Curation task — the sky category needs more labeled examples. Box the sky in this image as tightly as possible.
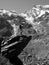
[0,0,49,14]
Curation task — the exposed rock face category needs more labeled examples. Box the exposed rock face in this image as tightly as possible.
[18,5,49,65]
[1,5,49,65]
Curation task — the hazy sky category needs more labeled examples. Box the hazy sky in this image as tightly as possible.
[0,0,49,13]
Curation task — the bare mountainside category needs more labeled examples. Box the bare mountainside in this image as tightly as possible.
[1,5,49,65]
[18,5,49,65]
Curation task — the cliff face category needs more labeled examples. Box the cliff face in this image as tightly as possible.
[1,5,49,65]
[18,5,49,65]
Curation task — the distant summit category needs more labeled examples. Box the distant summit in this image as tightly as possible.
[0,5,49,25]
[20,5,49,23]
